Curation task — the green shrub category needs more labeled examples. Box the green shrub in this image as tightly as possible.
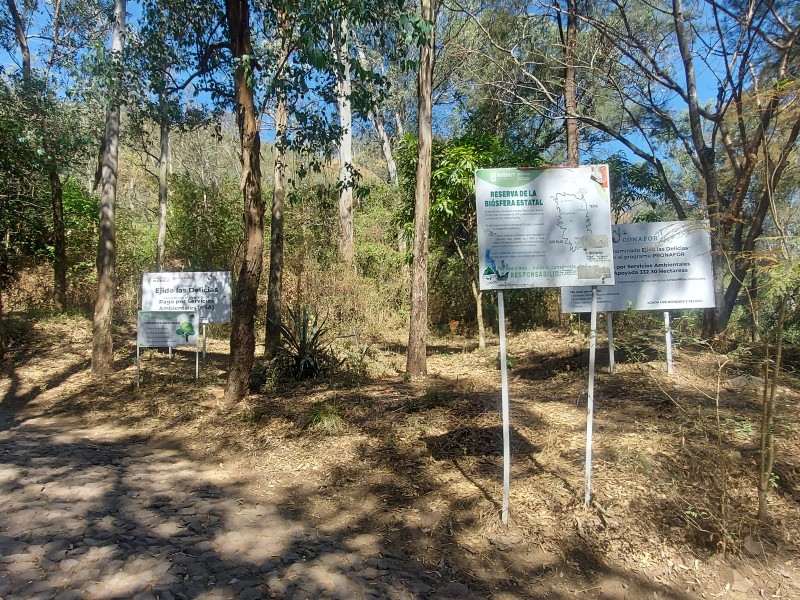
[278,304,339,380]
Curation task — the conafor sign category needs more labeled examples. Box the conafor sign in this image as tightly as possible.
[561,221,714,312]
[141,271,232,323]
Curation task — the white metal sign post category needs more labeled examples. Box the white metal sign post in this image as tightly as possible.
[607,312,616,374]
[137,311,200,386]
[476,165,614,519]
[664,312,674,374]
[498,292,511,523]
[585,287,598,506]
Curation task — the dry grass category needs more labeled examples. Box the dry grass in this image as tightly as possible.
[2,313,800,598]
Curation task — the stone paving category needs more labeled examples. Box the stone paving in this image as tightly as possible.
[0,409,482,600]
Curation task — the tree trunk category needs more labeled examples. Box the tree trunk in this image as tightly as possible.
[91,0,125,377]
[221,0,265,408]
[336,17,355,265]
[265,92,288,359]
[0,288,5,361]
[564,0,579,167]
[375,114,399,185]
[472,281,486,349]
[454,238,485,349]
[354,40,399,186]
[50,166,67,311]
[156,94,169,272]
[758,294,788,521]
[406,0,436,377]
[5,0,30,79]
[394,112,405,138]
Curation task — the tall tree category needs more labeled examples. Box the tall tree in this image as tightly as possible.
[334,17,355,265]
[406,0,436,376]
[2,0,104,310]
[264,8,290,361]
[561,0,579,166]
[133,0,225,271]
[92,0,126,376]
[454,0,800,337]
[221,0,265,407]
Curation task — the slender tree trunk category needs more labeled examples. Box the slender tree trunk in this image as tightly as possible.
[91,0,125,377]
[336,17,355,265]
[354,41,399,185]
[564,0,579,167]
[453,238,485,349]
[221,0,264,408]
[0,288,5,360]
[394,112,405,138]
[472,282,485,349]
[5,0,30,79]
[50,167,67,310]
[156,94,169,272]
[265,92,288,359]
[406,0,436,377]
[375,114,399,185]
[758,294,788,520]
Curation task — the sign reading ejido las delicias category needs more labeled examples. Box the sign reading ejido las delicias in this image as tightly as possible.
[141,271,231,323]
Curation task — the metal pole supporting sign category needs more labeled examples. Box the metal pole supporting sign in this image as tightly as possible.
[498,291,511,524]
[664,311,674,374]
[607,312,615,374]
[585,286,598,507]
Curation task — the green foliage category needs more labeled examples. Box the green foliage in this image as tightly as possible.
[0,72,99,300]
[503,288,558,330]
[63,179,99,305]
[355,182,405,279]
[396,134,544,329]
[305,401,343,432]
[602,153,667,221]
[168,173,242,271]
[278,305,339,381]
[397,133,540,240]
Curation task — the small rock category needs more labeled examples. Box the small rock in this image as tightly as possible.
[743,535,763,557]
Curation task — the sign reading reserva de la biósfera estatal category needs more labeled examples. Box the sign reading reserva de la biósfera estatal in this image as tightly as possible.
[475,166,615,290]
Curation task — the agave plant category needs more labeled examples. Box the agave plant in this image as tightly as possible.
[278,305,336,380]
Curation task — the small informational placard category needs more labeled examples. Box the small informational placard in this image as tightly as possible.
[475,165,615,289]
[137,311,199,348]
[141,272,231,323]
[561,220,714,312]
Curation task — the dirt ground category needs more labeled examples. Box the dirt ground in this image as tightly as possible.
[2,313,800,599]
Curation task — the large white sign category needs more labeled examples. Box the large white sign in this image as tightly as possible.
[475,166,615,289]
[137,311,199,347]
[141,271,231,323]
[561,221,715,312]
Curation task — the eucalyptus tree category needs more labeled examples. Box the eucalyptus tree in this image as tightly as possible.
[455,0,800,338]
[259,0,411,360]
[406,0,437,377]
[1,0,107,310]
[130,0,226,271]
[92,0,126,376]
[215,0,414,403]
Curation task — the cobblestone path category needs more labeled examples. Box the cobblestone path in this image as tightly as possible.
[0,409,480,600]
